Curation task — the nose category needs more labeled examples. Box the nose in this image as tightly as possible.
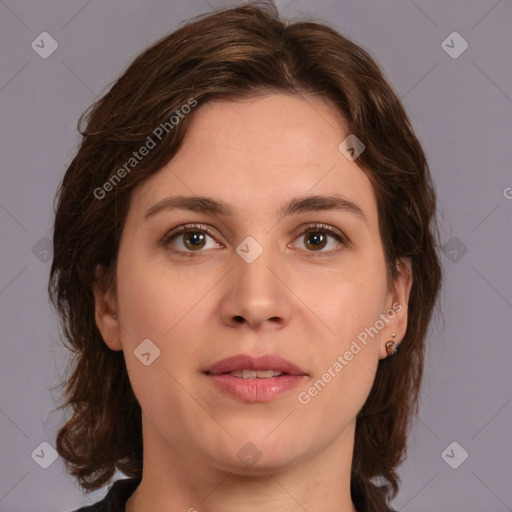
[219,242,293,331]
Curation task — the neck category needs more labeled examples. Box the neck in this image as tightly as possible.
[126,416,358,512]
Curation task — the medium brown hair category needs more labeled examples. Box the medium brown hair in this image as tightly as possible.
[48,3,442,511]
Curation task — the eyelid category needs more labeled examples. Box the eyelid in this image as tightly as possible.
[161,223,221,246]
[161,222,350,255]
[293,222,349,243]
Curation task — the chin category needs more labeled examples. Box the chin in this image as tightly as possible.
[212,429,310,475]
[226,450,304,476]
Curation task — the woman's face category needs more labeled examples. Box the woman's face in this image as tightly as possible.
[95,93,411,474]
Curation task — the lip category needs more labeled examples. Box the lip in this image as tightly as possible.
[204,354,308,403]
[204,354,307,376]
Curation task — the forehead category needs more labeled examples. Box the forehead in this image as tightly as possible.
[183,93,350,162]
[129,93,378,227]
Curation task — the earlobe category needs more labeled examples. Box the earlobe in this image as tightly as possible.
[93,264,122,351]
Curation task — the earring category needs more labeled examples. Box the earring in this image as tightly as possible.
[386,341,397,355]
[386,333,398,356]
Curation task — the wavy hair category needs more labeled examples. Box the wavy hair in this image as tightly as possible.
[48,3,442,511]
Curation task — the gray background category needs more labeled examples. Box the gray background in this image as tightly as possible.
[1,0,511,511]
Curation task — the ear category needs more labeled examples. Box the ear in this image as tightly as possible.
[378,257,413,360]
[93,263,122,351]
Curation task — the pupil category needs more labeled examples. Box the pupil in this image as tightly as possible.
[307,232,326,250]
[185,232,205,249]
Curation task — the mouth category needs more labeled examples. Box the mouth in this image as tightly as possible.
[221,369,285,379]
[203,354,308,402]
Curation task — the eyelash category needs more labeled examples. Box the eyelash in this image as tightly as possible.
[161,223,349,257]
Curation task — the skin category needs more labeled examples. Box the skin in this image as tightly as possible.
[94,93,412,512]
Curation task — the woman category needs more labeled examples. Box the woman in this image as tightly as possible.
[49,3,442,511]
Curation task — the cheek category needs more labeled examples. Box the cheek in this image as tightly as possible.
[299,250,387,408]
[115,248,214,388]
[314,250,389,342]
[115,252,206,422]
[300,349,377,437]
[299,271,388,427]
[116,246,212,340]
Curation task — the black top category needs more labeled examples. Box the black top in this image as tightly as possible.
[72,477,396,512]
[72,478,140,512]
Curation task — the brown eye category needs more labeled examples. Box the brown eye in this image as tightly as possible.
[304,231,328,251]
[292,224,347,254]
[163,224,221,255]
[182,231,207,250]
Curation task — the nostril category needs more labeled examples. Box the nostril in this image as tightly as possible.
[234,316,244,323]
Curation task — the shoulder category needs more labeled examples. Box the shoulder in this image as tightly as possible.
[70,478,141,512]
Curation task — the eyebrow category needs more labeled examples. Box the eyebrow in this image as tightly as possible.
[144,194,367,224]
